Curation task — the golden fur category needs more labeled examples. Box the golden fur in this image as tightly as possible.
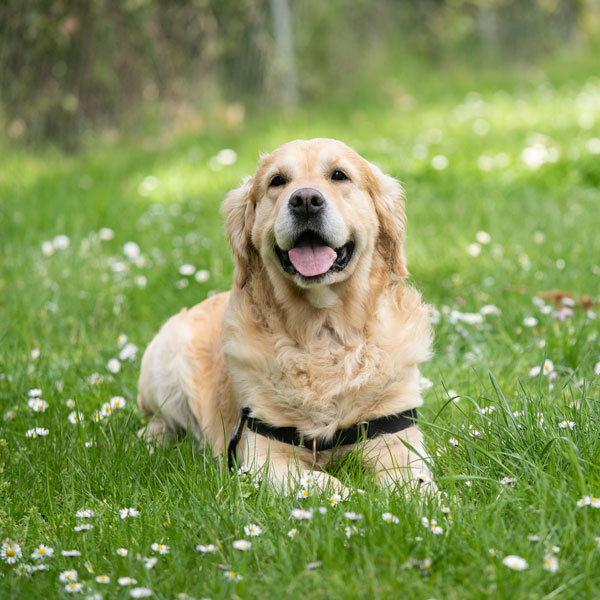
[138,138,433,494]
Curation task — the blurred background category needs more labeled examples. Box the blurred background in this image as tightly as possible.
[1,0,599,150]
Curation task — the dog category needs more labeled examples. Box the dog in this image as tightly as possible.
[138,138,434,495]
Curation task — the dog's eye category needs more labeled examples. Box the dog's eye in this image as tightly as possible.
[269,175,287,187]
[331,170,349,181]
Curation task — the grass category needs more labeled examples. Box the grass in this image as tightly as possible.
[1,60,600,599]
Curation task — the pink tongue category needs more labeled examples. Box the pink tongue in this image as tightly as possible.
[288,239,337,277]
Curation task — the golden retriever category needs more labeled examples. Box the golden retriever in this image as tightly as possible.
[138,138,433,494]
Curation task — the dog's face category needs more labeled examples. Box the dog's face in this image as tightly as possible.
[223,138,408,295]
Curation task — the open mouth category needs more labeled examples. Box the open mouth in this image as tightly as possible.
[275,231,355,278]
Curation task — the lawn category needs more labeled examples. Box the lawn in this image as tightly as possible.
[1,61,600,599]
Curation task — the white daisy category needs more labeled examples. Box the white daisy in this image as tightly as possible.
[543,554,558,573]
[244,524,262,537]
[28,398,48,412]
[382,512,399,524]
[99,227,115,241]
[123,241,141,260]
[297,488,311,499]
[31,544,54,560]
[290,509,313,520]
[110,396,127,409]
[232,540,251,551]
[558,420,575,430]
[144,557,158,569]
[120,507,140,519]
[117,334,128,347]
[68,411,84,425]
[107,358,121,374]
[150,543,169,554]
[195,269,210,283]
[287,529,298,538]
[28,388,42,398]
[119,344,138,361]
[590,497,600,508]
[523,317,538,327]
[118,577,138,586]
[500,477,517,486]
[75,509,95,518]
[74,524,93,532]
[130,588,153,598]
[223,571,242,581]
[329,494,342,506]
[25,428,49,438]
[1,539,22,564]
[116,548,129,556]
[64,582,83,593]
[344,512,363,521]
[502,555,528,570]
[195,544,217,553]
[576,496,591,507]
[61,550,82,557]
[15,563,32,576]
[179,264,196,276]
[59,569,78,582]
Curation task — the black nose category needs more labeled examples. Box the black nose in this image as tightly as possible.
[288,188,325,217]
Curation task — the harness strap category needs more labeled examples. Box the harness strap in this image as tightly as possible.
[227,407,418,471]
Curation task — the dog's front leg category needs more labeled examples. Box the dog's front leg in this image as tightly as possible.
[365,427,437,495]
[240,432,352,497]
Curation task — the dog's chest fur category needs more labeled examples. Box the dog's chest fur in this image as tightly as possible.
[222,287,429,440]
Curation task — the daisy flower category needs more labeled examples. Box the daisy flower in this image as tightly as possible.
[119,344,138,361]
[64,582,83,593]
[144,557,158,569]
[591,497,600,508]
[297,488,311,499]
[28,388,43,397]
[244,524,262,537]
[107,358,121,374]
[318,507,328,514]
[110,396,126,409]
[500,477,517,486]
[287,529,298,538]
[1,539,22,564]
[179,264,195,276]
[31,544,54,560]
[430,524,444,535]
[502,555,528,570]
[558,420,575,430]
[290,509,313,520]
[223,571,242,581]
[68,411,84,425]
[576,496,591,507]
[382,512,399,524]
[84,561,94,573]
[195,269,210,283]
[150,543,169,554]
[130,588,153,598]
[329,494,342,506]
[550,546,560,554]
[345,526,360,538]
[523,317,538,327]
[59,570,78,582]
[28,398,48,412]
[421,517,430,528]
[26,428,49,438]
[232,540,251,551]
[95,574,110,583]
[75,509,95,518]
[543,554,559,573]
[118,577,138,586]
[116,548,129,556]
[195,544,217,553]
[74,524,93,532]
[299,474,315,488]
[16,563,32,576]
[120,507,140,519]
[61,550,82,557]
[117,334,128,346]
[344,512,363,521]
[488,548,497,557]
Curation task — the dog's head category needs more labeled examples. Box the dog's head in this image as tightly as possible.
[222,138,408,298]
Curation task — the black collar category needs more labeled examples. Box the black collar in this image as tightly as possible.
[227,407,418,471]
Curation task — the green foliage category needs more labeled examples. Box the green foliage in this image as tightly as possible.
[0,60,600,597]
[1,0,600,147]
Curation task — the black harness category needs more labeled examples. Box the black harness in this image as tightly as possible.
[227,407,418,471]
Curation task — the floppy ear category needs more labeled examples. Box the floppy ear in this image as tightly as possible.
[221,177,256,288]
[370,166,409,278]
